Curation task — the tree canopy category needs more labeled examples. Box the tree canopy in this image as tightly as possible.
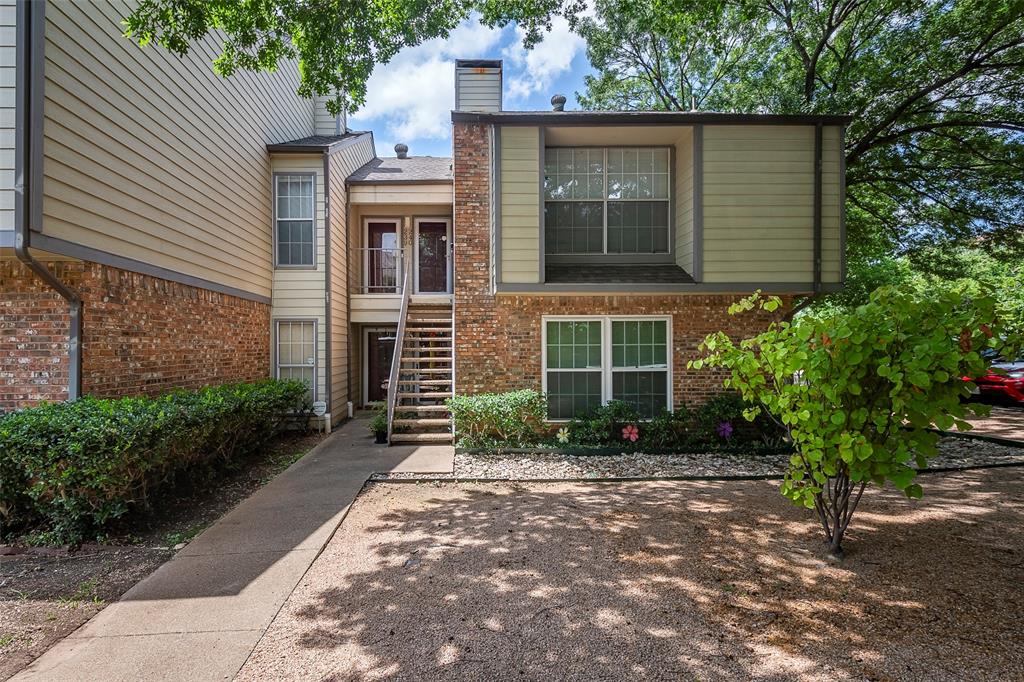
[123,0,584,114]
[576,0,1024,265]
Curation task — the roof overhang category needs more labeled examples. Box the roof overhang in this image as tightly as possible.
[266,131,372,155]
[451,111,853,126]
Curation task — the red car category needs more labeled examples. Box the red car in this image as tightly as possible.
[966,356,1024,404]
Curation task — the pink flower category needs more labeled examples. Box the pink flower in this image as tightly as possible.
[622,424,639,442]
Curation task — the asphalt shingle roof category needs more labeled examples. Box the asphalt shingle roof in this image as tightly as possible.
[266,132,370,153]
[347,156,454,184]
[545,263,695,284]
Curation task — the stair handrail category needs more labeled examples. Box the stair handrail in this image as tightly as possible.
[386,250,412,444]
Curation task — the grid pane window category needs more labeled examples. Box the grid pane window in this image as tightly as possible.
[275,175,315,266]
[611,319,669,418]
[544,318,670,419]
[276,320,315,402]
[543,147,670,255]
[545,321,602,419]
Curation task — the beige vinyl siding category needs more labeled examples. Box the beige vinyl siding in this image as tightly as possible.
[0,0,14,233]
[314,95,341,136]
[702,125,815,282]
[822,125,843,282]
[271,156,326,403]
[500,126,540,283]
[674,128,694,274]
[348,184,452,205]
[455,66,501,112]
[40,0,314,298]
[327,135,376,419]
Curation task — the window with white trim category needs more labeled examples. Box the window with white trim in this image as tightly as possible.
[544,317,671,419]
[275,174,315,267]
[544,147,671,255]
[276,320,316,401]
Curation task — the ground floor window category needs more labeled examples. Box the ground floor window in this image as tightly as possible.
[275,320,316,401]
[543,316,671,419]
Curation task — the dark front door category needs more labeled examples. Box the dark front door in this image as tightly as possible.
[366,329,396,403]
[417,221,449,293]
[367,221,399,292]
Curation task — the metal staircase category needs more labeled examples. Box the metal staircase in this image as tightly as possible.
[388,304,454,444]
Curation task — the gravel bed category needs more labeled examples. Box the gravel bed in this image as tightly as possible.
[370,435,1024,481]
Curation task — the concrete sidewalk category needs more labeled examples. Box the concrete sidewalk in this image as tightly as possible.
[13,418,453,682]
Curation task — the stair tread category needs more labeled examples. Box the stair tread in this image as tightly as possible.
[396,404,450,412]
[406,327,451,332]
[400,368,451,374]
[393,418,451,426]
[400,357,452,363]
[398,391,451,398]
[407,318,451,323]
[390,433,453,444]
[398,379,452,384]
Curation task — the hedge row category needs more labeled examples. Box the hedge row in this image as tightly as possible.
[0,379,308,543]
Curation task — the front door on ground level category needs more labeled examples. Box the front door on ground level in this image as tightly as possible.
[415,219,451,294]
[365,328,396,404]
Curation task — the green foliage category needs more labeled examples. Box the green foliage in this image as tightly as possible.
[368,403,388,434]
[122,0,585,114]
[447,390,548,448]
[577,0,1024,264]
[693,286,1014,553]
[565,400,643,446]
[694,393,747,439]
[0,380,308,544]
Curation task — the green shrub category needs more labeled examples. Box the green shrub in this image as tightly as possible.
[565,400,641,446]
[447,390,547,448]
[0,379,307,543]
[367,402,387,434]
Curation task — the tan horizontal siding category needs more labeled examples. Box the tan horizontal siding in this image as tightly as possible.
[41,0,315,298]
[348,184,452,205]
[821,125,843,281]
[702,125,815,283]
[271,156,327,402]
[456,68,501,112]
[674,128,694,274]
[0,0,14,232]
[327,135,376,418]
[499,126,539,283]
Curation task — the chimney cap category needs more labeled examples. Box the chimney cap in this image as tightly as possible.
[551,94,567,111]
[394,143,408,159]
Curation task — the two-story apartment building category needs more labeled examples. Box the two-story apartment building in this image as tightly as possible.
[1,2,846,445]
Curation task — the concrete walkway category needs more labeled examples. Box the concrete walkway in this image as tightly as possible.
[13,418,454,682]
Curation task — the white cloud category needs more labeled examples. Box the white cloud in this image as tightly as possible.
[349,18,506,152]
[503,16,588,104]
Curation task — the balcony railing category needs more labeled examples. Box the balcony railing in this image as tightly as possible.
[357,247,404,294]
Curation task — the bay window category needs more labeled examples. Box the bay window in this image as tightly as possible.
[544,147,671,255]
[543,316,671,420]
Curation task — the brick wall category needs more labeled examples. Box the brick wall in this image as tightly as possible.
[1,260,270,411]
[452,122,791,408]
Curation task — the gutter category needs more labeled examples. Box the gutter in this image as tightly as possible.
[14,0,82,401]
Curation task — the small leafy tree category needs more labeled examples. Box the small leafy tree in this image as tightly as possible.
[691,286,1013,556]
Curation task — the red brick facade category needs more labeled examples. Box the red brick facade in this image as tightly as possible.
[452,122,790,408]
[1,260,270,412]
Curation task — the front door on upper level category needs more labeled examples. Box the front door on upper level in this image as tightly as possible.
[414,218,451,294]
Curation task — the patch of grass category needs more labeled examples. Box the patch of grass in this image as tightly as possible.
[163,523,209,548]
[57,578,102,607]
[0,634,14,648]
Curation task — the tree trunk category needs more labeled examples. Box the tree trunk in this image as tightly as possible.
[813,470,867,558]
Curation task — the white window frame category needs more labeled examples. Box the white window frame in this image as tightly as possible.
[543,146,673,256]
[274,318,318,401]
[541,315,673,421]
[273,172,317,269]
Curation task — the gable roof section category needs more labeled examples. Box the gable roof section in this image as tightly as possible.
[347,156,454,185]
[451,111,852,126]
[266,131,372,154]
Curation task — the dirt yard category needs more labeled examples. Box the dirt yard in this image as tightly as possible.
[238,469,1024,682]
[0,431,325,681]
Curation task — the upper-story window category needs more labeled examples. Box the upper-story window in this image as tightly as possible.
[275,174,315,267]
[544,147,670,255]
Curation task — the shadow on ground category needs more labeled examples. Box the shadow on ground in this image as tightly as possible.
[237,469,1024,681]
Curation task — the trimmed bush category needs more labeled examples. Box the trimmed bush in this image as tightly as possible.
[0,379,308,543]
[447,390,547,448]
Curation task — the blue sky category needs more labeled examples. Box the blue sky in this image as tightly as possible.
[347,15,593,158]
